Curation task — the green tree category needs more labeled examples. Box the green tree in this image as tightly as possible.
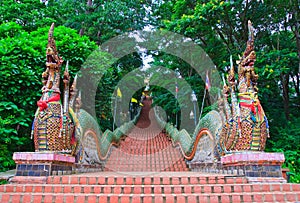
[0,0,67,32]
[0,22,97,171]
[60,0,151,44]
[154,0,300,182]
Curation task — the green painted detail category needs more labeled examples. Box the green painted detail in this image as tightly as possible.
[77,108,141,160]
[154,107,222,157]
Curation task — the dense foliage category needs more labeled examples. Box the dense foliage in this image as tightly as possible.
[0,22,97,171]
[153,0,300,182]
[0,0,299,182]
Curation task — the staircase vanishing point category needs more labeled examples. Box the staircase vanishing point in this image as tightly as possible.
[104,99,189,172]
[0,99,299,203]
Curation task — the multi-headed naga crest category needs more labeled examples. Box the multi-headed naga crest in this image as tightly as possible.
[32,23,77,152]
[31,24,111,165]
[218,21,270,154]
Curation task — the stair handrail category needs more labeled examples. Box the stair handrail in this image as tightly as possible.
[153,107,221,161]
[78,103,142,162]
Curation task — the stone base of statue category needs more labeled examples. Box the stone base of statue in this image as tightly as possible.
[221,151,286,182]
[12,152,75,176]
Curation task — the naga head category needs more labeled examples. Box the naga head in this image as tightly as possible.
[227,55,236,88]
[46,23,63,67]
[241,20,255,66]
[237,20,258,93]
[42,23,63,92]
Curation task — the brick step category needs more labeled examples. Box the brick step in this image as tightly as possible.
[105,157,183,160]
[102,168,191,172]
[119,145,171,148]
[105,157,184,160]
[1,192,299,203]
[102,167,189,171]
[119,143,171,146]
[104,161,186,164]
[108,151,180,155]
[106,160,185,168]
[1,183,299,194]
[43,175,248,185]
[102,169,191,172]
[104,161,185,164]
[102,100,189,172]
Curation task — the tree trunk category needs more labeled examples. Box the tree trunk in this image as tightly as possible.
[87,0,92,7]
[79,0,93,37]
[79,28,84,37]
[281,73,290,120]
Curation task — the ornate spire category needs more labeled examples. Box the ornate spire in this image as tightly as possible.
[47,23,59,63]
[69,74,78,108]
[75,91,82,115]
[237,20,258,93]
[42,23,63,93]
[228,55,236,88]
[63,61,70,115]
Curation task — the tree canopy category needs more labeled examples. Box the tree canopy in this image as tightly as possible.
[0,0,299,182]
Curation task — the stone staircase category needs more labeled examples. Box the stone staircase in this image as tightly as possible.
[1,98,300,202]
[1,172,299,202]
[104,98,189,172]
[104,132,189,172]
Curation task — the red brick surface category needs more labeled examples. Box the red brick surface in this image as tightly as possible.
[22,194,32,203]
[293,184,300,191]
[83,186,91,193]
[70,176,78,184]
[11,194,20,203]
[253,193,263,202]
[98,196,108,202]
[264,193,274,202]
[203,185,211,193]
[120,196,130,203]
[98,176,106,185]
[221,195,230,203]
[54,195,64,203]
[223,185,232,193]
[209,195,219,203]
[75,195,86,203]
[61,176,69,184]
[214,186,222,193]
[65,195,75,202]
[33,194,42,203]
[274,193,285,202]
[43,195,53,203]
[231,194,241,203]
[1,100,300,203]
[242,194,252,202]
[234,185,242,193]
[286,192,297,201]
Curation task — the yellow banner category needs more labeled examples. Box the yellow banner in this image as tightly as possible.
[117,88,122,98]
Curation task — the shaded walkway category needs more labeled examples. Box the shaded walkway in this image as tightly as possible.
[104,98,189,172]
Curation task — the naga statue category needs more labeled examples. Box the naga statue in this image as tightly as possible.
[32,23,75,152]
[161,21,270,164]
[31,23,138,164]
[217,20,270,154]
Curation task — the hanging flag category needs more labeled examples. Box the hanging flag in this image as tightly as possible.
[205,70,211,91]
[131,98,138,103]
[117,87,122,98]
[175,83,179,93]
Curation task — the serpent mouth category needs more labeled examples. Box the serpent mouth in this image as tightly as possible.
[48,81,53,89]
